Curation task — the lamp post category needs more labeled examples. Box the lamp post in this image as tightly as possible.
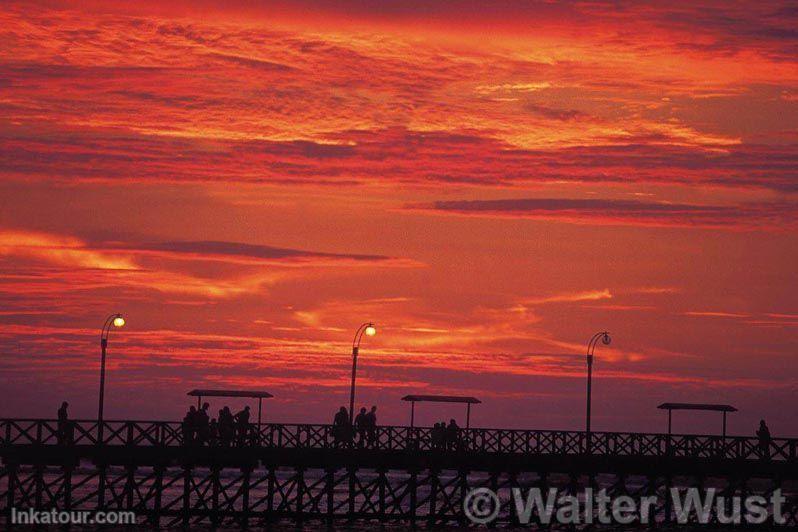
[98,313,125,443]
[585,331,611,452]
[349,322,376,425]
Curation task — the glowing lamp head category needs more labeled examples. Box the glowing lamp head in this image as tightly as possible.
[365,324,377,337]
[113,316,125,328]
[601,332,611,345]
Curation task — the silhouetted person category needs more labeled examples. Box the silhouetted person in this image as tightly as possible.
[366,405,378,447]
[432,422,445,450]
[219,407,234,447]
[209,418,218,446]
[757,420,772,459]
[446,419,460,451]
[57,401,72,445]
[217,408,224,444]
[196,402,210,445]
[182,406,197,446]
[354,407,368,447]
[333,406,350,446]
[235,406,251,446]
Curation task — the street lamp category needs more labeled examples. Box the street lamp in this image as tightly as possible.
[585,331,611,452]
[349,322,376,425]
[98,313,125,443]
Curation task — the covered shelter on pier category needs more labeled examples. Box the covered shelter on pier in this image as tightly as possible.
[401,395,481,429]
[187,389,274,426]
[657,402,737,438]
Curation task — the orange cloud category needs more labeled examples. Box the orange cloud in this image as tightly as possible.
[0,230,136,270]
[683,311,750,318]
[0,229,413,297]
[522,289,613,305]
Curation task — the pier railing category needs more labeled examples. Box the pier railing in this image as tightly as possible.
[1,419,795,461]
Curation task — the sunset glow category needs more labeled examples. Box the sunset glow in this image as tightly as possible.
[0,0,796,435]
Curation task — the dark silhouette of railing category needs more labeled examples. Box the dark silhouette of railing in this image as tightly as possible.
[2,419,795,461]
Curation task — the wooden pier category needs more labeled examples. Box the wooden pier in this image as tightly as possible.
[2,419,797,527]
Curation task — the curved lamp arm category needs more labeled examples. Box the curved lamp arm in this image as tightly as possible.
[98,313,124,444]
[101,313,124,344]
[585,330,611,450]
[352,322,376,351]
[349,322,376,426]
[587,331,611,359]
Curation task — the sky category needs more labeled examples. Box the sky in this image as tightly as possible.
[0,0,796,436]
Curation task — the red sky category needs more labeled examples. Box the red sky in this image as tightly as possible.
[1,1,796,435]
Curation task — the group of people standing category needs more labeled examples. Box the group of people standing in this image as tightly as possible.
[182,403,252,447]
[431,419,461,450]
[332,406,378,447]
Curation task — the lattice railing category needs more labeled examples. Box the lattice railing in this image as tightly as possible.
[1,419,795,461]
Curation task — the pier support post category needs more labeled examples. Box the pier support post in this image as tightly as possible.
[664,474,672,524]
[152,466,163,528]
[125,465,135,510]
[182,466,191,528]
[325,468,335,527]
[241,466,251,529]
[457,469,469,527]
[507,471,519,526]
[34,464,43,509]
[63,465,73,513]
[488,471,499,529]
[409,469,418,527]
[378,468,387,523]
[347,466,356,520]
[296,468,305,525]
[427,469,439,527]
[97,464,106,510]
[6,464,17,513]
[211,466,220,528]
[266,465,276,523]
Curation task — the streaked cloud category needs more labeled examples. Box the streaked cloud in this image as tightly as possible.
[683,311,751,318]
[523,289,613,305]
[1,4,796,192]
[0,229,413,297]
[109,240,405,266]
[409,198,798,230]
